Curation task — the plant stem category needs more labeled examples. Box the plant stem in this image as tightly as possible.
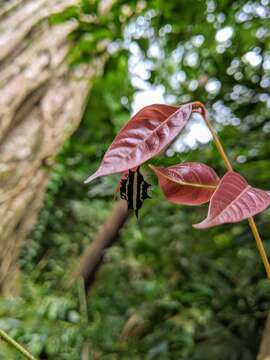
[248,217,270,280]
[202,115,233,172]
[0,328,37,360]
[199,106,270,281]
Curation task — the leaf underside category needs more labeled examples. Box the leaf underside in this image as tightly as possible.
[150,163,220,206]
[85,103,192,183]
[194,171,270,228]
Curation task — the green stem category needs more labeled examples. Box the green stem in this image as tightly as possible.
[0,328,37,360]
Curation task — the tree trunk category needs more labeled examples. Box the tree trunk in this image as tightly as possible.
[0,0,103,294]
[257,314,270,360]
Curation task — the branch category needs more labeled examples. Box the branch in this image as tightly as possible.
[73,200,129,290]
[0,328,37,360]
[257,314,270,360]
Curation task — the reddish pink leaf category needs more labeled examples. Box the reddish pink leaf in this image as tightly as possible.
[85,103,192,183]
[150,163,219,205]
[194,171,270,229]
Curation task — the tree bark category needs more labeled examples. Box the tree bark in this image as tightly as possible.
[0,0,103,294]
[257,314,270,360]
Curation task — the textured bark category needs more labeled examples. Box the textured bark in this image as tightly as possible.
[258,314,270,360]
[0,0,103,294]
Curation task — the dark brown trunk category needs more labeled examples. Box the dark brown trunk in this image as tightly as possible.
[73,200,129,291]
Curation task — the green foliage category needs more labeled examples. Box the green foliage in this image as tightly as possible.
[2,0,270,358]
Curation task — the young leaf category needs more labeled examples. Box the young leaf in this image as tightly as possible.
[194,171,270,229]
[150,163,219,205]
[85,103,192,183]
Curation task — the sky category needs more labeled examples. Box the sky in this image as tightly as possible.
[121,4,270,155]
[126,19,239,153]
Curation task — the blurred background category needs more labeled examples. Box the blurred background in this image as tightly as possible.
[0,0,270,359]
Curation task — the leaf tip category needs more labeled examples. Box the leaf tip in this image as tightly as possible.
[192,221,208,229]
[84,173,97,184]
